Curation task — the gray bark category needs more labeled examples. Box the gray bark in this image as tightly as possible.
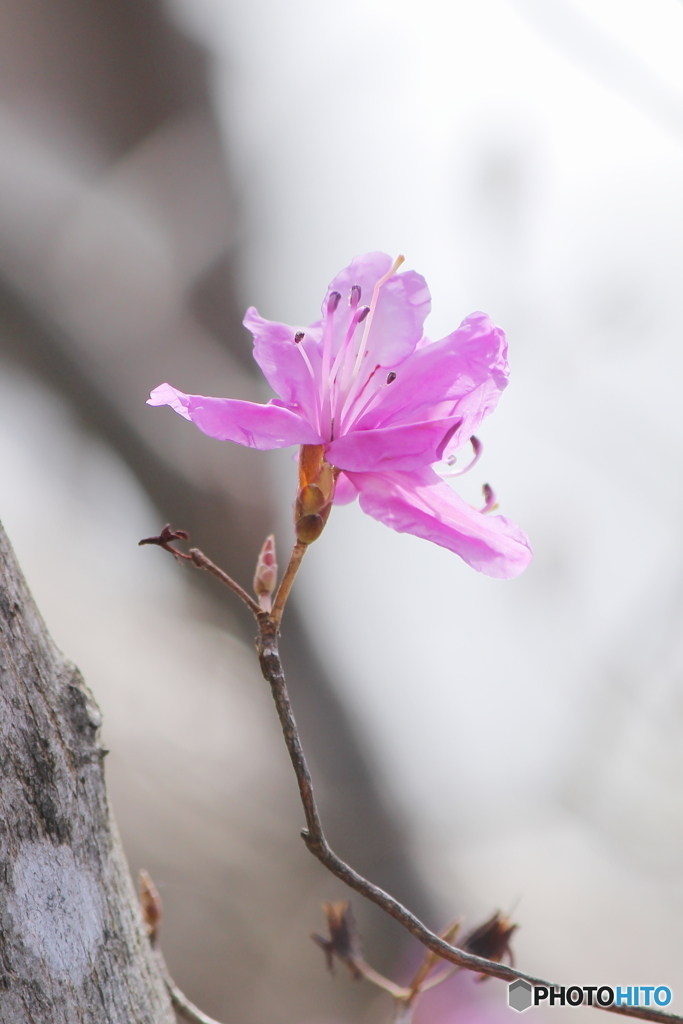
[0,520,174,1024]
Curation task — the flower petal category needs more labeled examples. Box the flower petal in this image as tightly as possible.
[348,466,532,579]
[355,313,508,454]
[243,307,322,421]
[323,252,432,367]
[332,471,359,505]
[148,384,322,448]
[326,416,463,472]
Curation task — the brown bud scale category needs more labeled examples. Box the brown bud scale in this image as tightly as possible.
[296,513,325,544]
[298,484,326,516]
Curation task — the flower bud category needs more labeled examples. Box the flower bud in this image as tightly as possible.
[254,534,278,610]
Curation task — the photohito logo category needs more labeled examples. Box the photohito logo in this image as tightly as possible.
[508,982,672,1012]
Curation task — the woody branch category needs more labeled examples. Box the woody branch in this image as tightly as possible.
[140,523,683,1024]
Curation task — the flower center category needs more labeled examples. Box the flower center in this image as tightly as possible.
[323,255,404,440]
[292,255,405,442]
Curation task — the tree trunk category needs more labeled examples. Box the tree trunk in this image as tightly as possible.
[0,521,174,1024]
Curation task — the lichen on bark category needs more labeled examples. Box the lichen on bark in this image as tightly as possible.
[0,520,174,1024]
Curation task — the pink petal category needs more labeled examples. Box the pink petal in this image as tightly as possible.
[323,252,432,367]
[326,416,462,472]
[148,384,322,448]
[355,313,508,454]
[244,307,321,422]
[348,466,532,579]
[332,472,359,505]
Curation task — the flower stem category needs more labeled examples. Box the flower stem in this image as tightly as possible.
[270,540,307,626]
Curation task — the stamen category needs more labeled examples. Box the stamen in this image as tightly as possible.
[294,333,316,380]
[350,284,361,308]
[438,436,483,477]
[339,254,405,429]
[341,365,388,431]
[479,483,499,514]
[321,292,342,436]
[293,331,321,433]
[329,307,370,388]
[341,368,397,430]
[328,305,371,432]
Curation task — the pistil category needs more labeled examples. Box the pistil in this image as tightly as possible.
[339,255,405,430]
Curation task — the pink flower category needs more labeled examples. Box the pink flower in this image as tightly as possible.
[149,252,531,579]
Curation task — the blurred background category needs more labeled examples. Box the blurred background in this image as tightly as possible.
[1,0,683,1021]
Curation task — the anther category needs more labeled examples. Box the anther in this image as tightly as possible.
[293,333,320,429]
[357,306,370,323]
[438,436,483,478]
[350,284,361,306]
[386,371,396,384]
[480,483,499,515]
[341,254,406,424]
[327,291,341,313]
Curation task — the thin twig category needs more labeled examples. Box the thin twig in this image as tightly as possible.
[406,920,461,999]
[189,548,262,616]
[354,960,410,1000]
[418,964,460,993]
[145,532,683,1023]
[155,950,226,1024]
[393,1001,415,1024]
[255,627,683,1024]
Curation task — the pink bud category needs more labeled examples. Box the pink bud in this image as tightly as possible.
[254,534,278,611]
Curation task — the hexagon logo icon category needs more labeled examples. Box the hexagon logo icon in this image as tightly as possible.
[508,980,533,1011]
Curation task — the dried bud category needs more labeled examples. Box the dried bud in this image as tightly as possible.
[139,869,163,944]
[138,524,191,563]
[311,900,362,978]
[253,534,278,611]
[461,911,517,974]
[295,445,337,544]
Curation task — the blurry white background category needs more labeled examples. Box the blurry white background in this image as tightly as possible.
[2,0,683,1021]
